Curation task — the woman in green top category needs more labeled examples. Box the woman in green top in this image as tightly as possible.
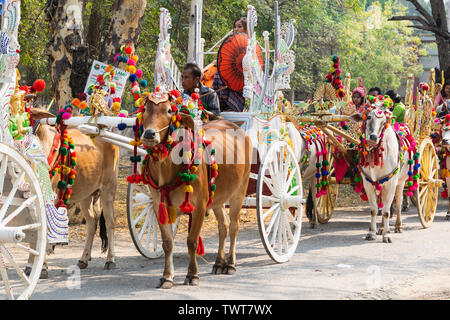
[386,89,405,124]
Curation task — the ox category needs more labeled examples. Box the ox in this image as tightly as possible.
[140,93,251,289]
[31,108,119,274]
[349,106,415,243]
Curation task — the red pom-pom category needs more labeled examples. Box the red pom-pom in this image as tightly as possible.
[126,175,136,183]
[125,46,133,55]
[360,193,368,201]
[180,201,195,214]
[33,79,46,92]
[170,89,181,98]
[19,85,30,93]
[191,93,200,101]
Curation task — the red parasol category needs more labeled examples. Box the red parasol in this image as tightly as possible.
[217,32,264,92]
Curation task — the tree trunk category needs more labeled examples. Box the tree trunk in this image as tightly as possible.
[45,0,88,107]
[86,0,105,59]
[99,0,147,65]
[430,0,450,77]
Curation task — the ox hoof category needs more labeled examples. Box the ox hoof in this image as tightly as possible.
[104,261,116,270]
[365,233,376,241]
[383,236,392,243]
[24,266,31,276]
[222,265,236,275]
[310,223,316,229]
[77,260,88,269]
[395,227,403,233]
[446,214,450,221]
[40,268,49,279]
[376,228,384,236]
[212,264,224,274]
[184,275,200,286]
[24,266,48,279]
[157,278,174,289]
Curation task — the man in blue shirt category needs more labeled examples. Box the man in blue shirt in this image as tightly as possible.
[181,63,221,116]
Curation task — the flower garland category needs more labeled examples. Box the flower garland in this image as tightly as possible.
[298,124,329,197]
[49,104,77,208]
[324,55,345,99]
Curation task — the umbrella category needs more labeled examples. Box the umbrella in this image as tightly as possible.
[217,32,264,92]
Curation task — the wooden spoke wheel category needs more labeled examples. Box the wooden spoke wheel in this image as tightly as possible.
[416,138,440,228]
[0,144,47,300]
[256,141,304,263]
[127,167,179,259]
[315,142,338,224]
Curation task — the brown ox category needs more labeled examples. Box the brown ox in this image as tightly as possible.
[31,108,119,272]
[141,97,251,289]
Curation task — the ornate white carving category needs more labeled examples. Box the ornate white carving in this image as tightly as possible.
[0,0,20,144]
[242,3,296,117]
[154,8,181,92]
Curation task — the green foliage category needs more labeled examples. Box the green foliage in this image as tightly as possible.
[17,0,51,98]
[335,1,424,92]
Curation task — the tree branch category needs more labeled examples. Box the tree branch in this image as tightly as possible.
[407,0,435,26]
[389,15,430,28]
[406,24,450,39]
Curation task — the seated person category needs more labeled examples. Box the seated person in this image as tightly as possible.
[385,89,405,124]
[435,81,450,116]
[212,17,248,112]
[181,62,221,116]
[368,86,382,97]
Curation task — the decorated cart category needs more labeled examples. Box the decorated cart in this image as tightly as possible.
[293,64,442,229]
[0,1,54,300]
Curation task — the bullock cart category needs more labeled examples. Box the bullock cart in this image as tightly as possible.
[293,70,442,229]
[127,3,305,263]
[0,1,48,300]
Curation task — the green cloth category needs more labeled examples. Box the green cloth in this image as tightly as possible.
[392,102,405,124]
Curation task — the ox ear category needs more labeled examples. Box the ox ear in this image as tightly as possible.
[30,107,55,120]
[178,111,195,132]
[349,112,363,123]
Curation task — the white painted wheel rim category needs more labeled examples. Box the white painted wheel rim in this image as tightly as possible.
[0,144,46,300]
[257,140,303,263]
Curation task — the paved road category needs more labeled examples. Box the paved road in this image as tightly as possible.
[31,202,450,300]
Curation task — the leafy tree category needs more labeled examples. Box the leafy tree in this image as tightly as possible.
[389,0,450,77]
[335,1,425,92]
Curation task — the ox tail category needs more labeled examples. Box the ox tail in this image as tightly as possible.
[306,189,313,221]
[99,211,108,253]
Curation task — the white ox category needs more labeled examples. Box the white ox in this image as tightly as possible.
[350,108,413,243]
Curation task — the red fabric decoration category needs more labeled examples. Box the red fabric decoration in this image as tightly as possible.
[158,202,168,224]
[196,236,205,256]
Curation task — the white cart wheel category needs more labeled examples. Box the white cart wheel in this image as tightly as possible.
[256,140,304,263]
[127,175,179,259]
[0,144,47,300]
